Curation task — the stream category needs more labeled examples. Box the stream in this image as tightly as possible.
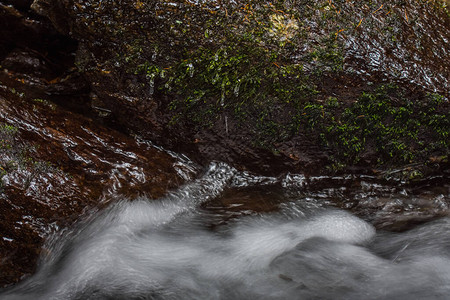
[1,1,449,297]
[1,161,449,299]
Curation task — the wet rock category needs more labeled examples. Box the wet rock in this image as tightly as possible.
[2,49,52,77]
[2,0,450,176]
[0,2,74,62]
[329,1,449,98]
[20,0,448,176]
[0,87,192,287]
[1,0,33,12]
[30,0,71,34]
[0,0,91,115]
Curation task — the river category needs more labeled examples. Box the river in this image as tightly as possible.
[1,161,449,299]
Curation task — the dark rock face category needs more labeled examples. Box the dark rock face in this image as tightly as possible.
[0,1,86,103]
[1,1,448,174]
[339,1,450,97]
[18,0,448,175]
[1,0,32,12]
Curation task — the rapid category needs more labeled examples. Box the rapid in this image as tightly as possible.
[1,162,449,299]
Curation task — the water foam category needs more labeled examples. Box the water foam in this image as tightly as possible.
[2,163,450,299]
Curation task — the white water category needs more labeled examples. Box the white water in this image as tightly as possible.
[2,162,450,299]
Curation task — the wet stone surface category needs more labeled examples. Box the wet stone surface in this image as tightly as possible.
[21,0,448,175]
[0,88,193,287]
[201,174,450,233]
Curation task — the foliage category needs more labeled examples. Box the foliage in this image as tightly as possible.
[0,123,19,192]
[322,86,449,166]
[0,123,62,192]
[130,1,345,140]
[164,45,310,129]
[68,0,449,171]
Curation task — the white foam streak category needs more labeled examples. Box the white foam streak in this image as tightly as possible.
[2,163,450,300]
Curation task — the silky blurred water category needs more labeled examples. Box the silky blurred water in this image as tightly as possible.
[1,162,449,299]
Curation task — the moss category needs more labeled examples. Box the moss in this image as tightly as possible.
[32,98,57,110]
[123,2,350,151]
[65,0,448,172]
[0,123,19,193]
[0,122,65,192]
[163,45,307,126]
[123,2,347,119]
[0,123,18,149]
[321,86,449,167]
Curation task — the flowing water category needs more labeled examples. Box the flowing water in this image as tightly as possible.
[1,162,449,299]
[1,1,449,296]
